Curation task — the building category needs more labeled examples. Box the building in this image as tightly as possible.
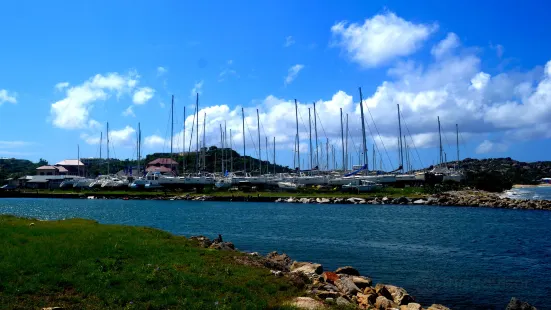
[55,159,85,175]
[36,165,68,176]
[146,158,178,173]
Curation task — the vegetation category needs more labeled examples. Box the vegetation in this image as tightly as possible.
[0,215,301,309]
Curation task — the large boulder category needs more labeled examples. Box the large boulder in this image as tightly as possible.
[189,235,212,248]
[316,290,340,299]
[336,296,351,306]
[322,272,339,284]
[335,277,361,296]
[506,297,537,310]
[208,242,235,251]
[374,283,393,301]
[375,296,397,310]
[427,304,451,310]
[289,297,326,309]
[291,261,323,275]
[265,251,292,271]
[335,266,360,276]
[385,284,415,305]
[351,276,373,289]
[357,293,377,308]
[402,303,422,310]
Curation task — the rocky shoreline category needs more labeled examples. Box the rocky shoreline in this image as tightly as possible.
[189,235,537,310]
[3,189,551,211]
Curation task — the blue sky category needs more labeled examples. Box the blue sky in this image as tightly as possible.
[0,0,550,170]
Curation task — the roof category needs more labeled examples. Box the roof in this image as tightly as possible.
[147,158,178,166]
[146,166,173,173]
[55,159,85,166]
[27,179,50,183]
[36,165,69,172]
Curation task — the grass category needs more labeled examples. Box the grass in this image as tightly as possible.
[18,186,428,200]
[0,215,301,309]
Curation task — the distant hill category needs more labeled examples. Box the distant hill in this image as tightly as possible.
[458,157,551,185]
[0,158,47,180]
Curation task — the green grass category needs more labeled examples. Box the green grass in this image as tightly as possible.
[0,215,301,309]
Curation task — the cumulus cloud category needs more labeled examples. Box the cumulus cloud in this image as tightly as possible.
[431,32,460,58]
[190,81,203,98]
[55,82,70,91]
[122,105,135,117]
[157,66,167,76]
[284,64,304,85]
[331,12,436,68]
[476,140,508,154]
[144,134,165,149]
[132,87,155,105]
[284,36,295,47]
[81,126,136,147]
[50,72,140,129]
[0,89,17,104]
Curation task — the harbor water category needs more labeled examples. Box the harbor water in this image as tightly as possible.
[0,198,550,309]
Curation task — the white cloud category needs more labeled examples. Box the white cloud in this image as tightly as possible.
[132,87,155,105]
[157,66,167,76]
[431,32,460,58]
[284,36,295,47]
[82,126,136,147]
[470,72,491,91]
[0,140,32,148]
[331,12,436,68]
[284,64,304,85]
[144,134,166,149]
[55,82,70,91]
[190,81,203,98]
[50,72,140,129]
[0,89,17,104]
[122,105,135,117]
[476,140,508,154]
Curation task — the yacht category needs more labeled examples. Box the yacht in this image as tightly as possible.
[342,180,382,192]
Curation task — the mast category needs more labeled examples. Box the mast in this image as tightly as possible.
[273,137,276,174]
[224,121,227,174]
[404,136,408,172]
[294,99,300,170]
[195,93,199,173]
[340,108,345,171]
[257,109,261,174]
[220,124,224,174]
[170,94,174,172]
[106,122,110,175]
[358,87,368,172]
[345,114,349,171]
[242,107,246,172]
[332,145,335,170]
[326,138,329,170]
[372,144,375,172]
[313,102,319,168]
[265,136,268,174]
[230,129,233,172]
[456,123,460,168]
[202,113,206,170]
[183,107,186,173]
[137,122,141,177]
[397,104,404,172]
[438,116,443,166]
[308,108,313,169]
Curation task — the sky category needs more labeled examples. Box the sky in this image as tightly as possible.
[0,0,550,170]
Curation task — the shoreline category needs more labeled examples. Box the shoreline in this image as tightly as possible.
[1,189,551,211]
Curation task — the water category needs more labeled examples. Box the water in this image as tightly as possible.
[504,186,551,200]
[1,198,550,309]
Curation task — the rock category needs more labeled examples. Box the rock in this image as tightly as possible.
[322,272,339,284]
[335,277,361,295]
[287,272,309,289]
[291,262,323,275]
[374,283,393,301]
[505,297,537,310]
[248,252,260,256]
[286,197,295,203]
[335,266,360,276]
[320,198,331,203]
[322,283,339,292]
[375,296,397,310]
[271,270,283,277]
[351,276,372,289]
[427,304,451,310]
[413,199,426,204]
[325,297,335,304]
[363,286,376,295]
[385,284,415,305]
[189,235,212,248]
[405,303,422,310]
[336,296,351,306]
[42,308,64,310]
[357,293,377,308]
[289,297,325,309]
[265,251,292,271]
[208,241,235,251]
[316,290,340,299]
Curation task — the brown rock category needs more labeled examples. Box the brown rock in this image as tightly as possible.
[322,271,339,284]
[335,265,361,276]
[427,304,451,310]
[352,276,373,289]
[375,296,397,310]
[208,241,235,251]
[335,277,361,295]
[374,283,393,301]
[265,251,292,271]
[505,297,537,310]
[363,286,376,295]
[357,292,377,308]
[289,297,326,309]
[291,262,323,275]
[316,290,340,299]
[406,303,422,310]
[385,284,415,305]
